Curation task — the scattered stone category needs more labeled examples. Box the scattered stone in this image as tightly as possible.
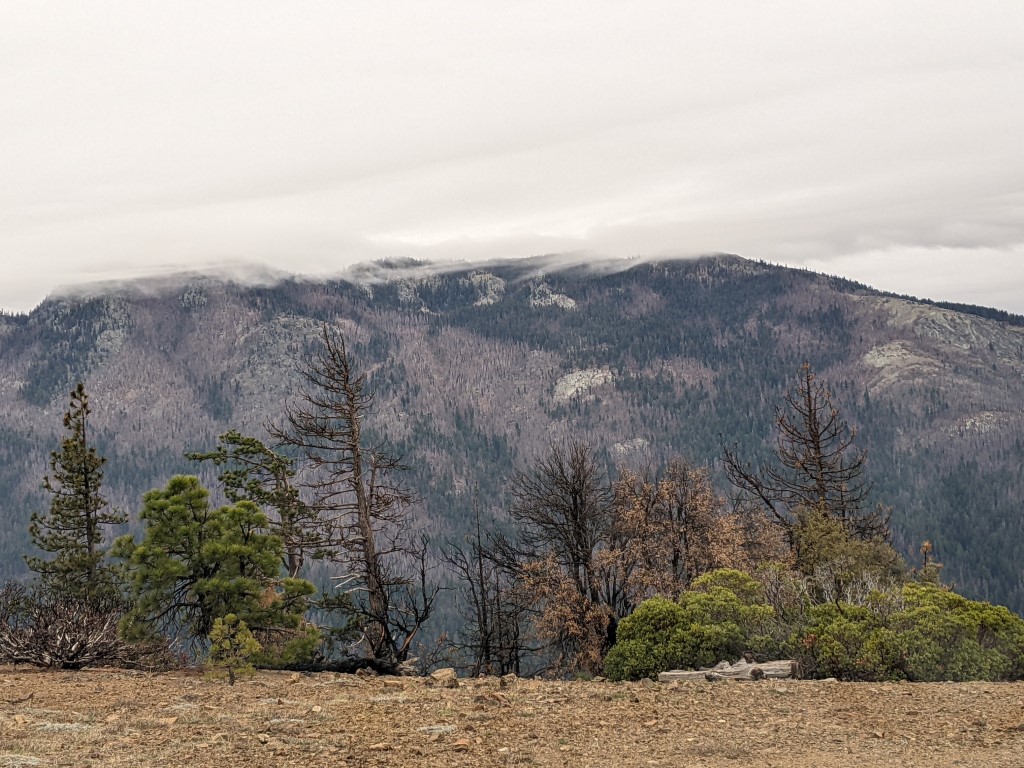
[36,722,94,733]
[500,673,517,688]
[428,668,459,688]
[367,742,391,751]
[473,692,511,706]
[640,678,656,688]
[288,672,301,684]
[418,725,457,735]
[396,660,419,676]
[0,756,42,767]
[592,676,607,683]
[452,738,472,752]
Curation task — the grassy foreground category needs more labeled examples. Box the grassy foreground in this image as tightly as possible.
[1,667,1023,767]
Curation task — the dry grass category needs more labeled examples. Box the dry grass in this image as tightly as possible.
[2,667,1023,767]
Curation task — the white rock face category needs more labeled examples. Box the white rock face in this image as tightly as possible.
[462,272,506,306]
[862,341,941,388]
[554,368,612,402]
[612,437,651,458]
[530,282,576,310]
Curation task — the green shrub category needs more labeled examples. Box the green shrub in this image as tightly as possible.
[897,583,1024,681]
[604,570,776,681]
[798,583,1024,681]
[604,598,688,681]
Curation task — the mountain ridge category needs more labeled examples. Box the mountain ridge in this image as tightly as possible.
[1,255,1022,612]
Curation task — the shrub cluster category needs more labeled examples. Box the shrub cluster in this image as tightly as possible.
[604,570,1024,682]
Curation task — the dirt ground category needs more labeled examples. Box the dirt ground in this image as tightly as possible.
[1,667,1023,767]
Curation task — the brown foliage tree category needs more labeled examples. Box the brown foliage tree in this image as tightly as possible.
[503,439,614,674]
[499,443,777,675]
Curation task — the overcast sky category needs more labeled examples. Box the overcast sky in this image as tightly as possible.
[2,2,1022,314]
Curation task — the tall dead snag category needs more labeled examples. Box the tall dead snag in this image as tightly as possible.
[723,362,889,542]
[269,325,437,664]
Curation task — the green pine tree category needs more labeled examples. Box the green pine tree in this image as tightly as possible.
[186,430,328,578]
[115,475,318,661]
[206,614,263,685]
[26,382,125,601]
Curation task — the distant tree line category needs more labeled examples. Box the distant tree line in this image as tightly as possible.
[2,327,1022,683]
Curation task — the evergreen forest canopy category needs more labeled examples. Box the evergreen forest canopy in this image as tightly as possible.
[0,255,1022,673]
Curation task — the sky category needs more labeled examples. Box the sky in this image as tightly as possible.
[1,1,1022,315]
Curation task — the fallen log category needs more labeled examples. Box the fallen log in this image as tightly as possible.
[658,659,798,682]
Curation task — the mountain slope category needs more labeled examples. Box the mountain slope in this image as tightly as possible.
[1,255,1022,611]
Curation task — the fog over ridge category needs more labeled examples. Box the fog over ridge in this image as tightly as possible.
[2,2,1021,314]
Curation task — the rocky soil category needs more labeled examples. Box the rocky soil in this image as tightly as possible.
[2,667,1023,767]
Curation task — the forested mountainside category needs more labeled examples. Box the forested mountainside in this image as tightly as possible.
[1,255,1022,611]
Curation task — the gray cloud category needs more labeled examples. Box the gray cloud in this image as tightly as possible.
[1,2,1022,313]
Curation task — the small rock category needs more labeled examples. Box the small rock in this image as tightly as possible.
[257,733,270,744]
[418,725,457,735]
[592,676,607,683]
[750,667,765,681]
[288,672,301,684]
[705,672,725,682]
[429,668,460,689]
[640,677,656,688]
[367,741,391,751]
[452,738,471,752]
[499,673,517,688]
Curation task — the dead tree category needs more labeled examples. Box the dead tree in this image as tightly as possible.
[502,439,620,674]
[269,325,438,664]
[442,499,536,676]
[0,582,135,669]
[723,362,889,541]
